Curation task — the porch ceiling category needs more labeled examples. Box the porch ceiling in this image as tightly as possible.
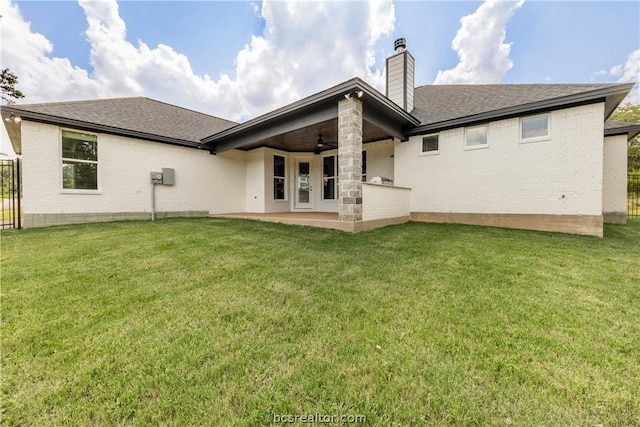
[202,78,419,154]
[231,118,393,153]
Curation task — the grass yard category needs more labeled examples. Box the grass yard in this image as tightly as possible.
[630,198,640,216]
[1,202,19,227]
[1,218,639,426]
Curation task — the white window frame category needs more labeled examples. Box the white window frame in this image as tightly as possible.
[322,154,337,200]
[420,134,439,156]
[60,129,100,193]
[273,154,287,201]
[361,150,367,182]
[464,125,489,151]
[520,113,551,144]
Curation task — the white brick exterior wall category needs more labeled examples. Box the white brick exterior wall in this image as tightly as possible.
[362,183,410,221]
[364,140,394,182]
[245,148,266,213]
[19,100,614,234]
[602,134,628,221]
[21,121,246,219]
[394,103,606,216]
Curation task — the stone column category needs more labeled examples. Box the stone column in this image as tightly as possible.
[338,96,363,222]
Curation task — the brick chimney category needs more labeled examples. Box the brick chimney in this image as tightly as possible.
[386,38,415,112]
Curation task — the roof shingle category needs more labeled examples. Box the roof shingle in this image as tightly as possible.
[412,83,631,126]
[4,97,236,144]
[604,120,640,138]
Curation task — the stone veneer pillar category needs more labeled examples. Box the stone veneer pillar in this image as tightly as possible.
[338,96,363,222]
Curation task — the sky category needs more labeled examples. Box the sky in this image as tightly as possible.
[1,0,639,156]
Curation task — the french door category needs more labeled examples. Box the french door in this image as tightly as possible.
[294,160,314,209]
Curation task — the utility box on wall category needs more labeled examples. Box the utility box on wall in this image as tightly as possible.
[150,168,175,185]
[150,171,163,184]
[161,168,175,186]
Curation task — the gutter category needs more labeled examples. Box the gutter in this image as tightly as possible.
[407,83,635,136]
[604,121,640,139]
[0,106,203,149]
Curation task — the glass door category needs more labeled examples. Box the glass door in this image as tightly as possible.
[295,160,313,209]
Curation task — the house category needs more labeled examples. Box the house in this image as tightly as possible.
[2,39,639,236]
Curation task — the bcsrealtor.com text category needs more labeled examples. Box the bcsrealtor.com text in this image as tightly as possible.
[273,413,366,424]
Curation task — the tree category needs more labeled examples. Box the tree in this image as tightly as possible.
[609,102,640,172]
[629,145,640,173]
[1,68,25,104]
[610,102,640,147]
[610,102,640,124]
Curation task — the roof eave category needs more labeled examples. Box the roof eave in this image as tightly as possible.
[605,124,640,140]
[627,130,640,140]
[408,83,635,136]
[1,111,23,155]
[0,105,203,149]
[201,78,419,151]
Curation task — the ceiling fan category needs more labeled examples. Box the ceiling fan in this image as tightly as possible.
[314,133,337,154]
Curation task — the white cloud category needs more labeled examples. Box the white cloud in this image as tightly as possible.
[230,0,395,118]
[365,0,395,89]
[0,0,395,122]
[433,0,524,84]
[609,64,623,77]
[0,0,103,101]
[617,49,639,105]
[595,49,640,105]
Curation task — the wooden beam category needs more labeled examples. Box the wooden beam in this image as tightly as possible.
[209,105,338,153]
[363,106,408,141]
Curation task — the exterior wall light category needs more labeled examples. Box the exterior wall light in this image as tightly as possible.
[4,114,21,123]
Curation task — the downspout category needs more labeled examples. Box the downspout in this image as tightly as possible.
[16,157,21,229]
[151,182,156,221]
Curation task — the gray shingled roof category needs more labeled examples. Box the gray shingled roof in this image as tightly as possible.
[412,83,632,127]
[604,120,640,138]
[3,83,633,150]
[4,97,236,145]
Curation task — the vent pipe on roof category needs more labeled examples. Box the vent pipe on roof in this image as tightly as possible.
[386,38,415,112]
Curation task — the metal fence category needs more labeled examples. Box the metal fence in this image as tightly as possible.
[1,158,21,229]
[629,174,640,219]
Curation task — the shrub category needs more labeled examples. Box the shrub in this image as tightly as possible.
[629,145,640,173]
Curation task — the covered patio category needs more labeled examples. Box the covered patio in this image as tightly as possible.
[202,78,418,232]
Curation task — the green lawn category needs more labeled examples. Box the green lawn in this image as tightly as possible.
[2,218,639,426]
[1,198,19,225]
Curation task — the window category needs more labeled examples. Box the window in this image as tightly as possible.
[361,150,367,182]
[273,155,286,200]
[421,134,439,153]
[521,114,549,141]
[322,150,366,198]
[465,125,488,150]
[323,155,336,200]
[61,130,98,190]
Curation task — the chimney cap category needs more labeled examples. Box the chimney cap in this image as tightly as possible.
[394,38,406,52]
